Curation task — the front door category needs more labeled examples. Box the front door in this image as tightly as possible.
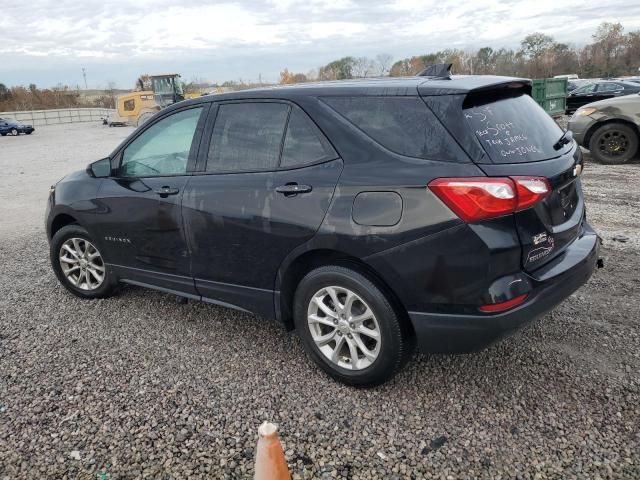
[94,105,207,295]
[182,101,343,316]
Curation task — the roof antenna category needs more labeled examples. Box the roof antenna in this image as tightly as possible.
[417,63,453,79]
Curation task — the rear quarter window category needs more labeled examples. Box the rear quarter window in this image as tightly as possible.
[321,96,464,162]
[464,93,568,163]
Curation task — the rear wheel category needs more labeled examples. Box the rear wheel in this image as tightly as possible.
[589,123,639,164]
[294,265,412,387]
[50,225,116,299]
[136,112,155,128]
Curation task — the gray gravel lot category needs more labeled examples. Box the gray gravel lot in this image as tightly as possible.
[1,123,639,479]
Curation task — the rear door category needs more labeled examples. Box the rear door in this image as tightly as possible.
[182,100,342,315]
[460,89,584,272]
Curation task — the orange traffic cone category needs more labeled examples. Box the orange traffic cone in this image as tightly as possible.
[254,422,292,480]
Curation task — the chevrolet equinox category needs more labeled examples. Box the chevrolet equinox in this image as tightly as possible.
[46,74,600,386]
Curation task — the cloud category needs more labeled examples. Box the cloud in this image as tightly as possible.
[1,0,639,87]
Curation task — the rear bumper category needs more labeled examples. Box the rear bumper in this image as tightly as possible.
[409,224,600,353]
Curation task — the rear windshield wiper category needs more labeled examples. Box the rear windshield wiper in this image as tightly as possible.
[553,130,574,151]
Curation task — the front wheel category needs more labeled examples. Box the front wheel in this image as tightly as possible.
[10,128,18,136]
[294,265,413,387]
[50,225,116,299]
[589,123,639,164]
[136,112,155,128]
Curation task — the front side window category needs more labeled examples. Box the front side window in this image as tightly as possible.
[281,106,336,167]
[120,107,202,177]
[573,84,595,95]
[321,96,460,161]
[206,102,289,173]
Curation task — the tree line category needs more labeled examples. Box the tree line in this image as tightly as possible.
[278,22,639,83]
[0,83,118,112]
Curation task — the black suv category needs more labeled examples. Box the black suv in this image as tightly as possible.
[46,75,600,386]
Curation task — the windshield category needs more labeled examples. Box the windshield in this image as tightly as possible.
[464,92,569,163]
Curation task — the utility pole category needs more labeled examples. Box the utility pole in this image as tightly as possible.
[82,68,88,89]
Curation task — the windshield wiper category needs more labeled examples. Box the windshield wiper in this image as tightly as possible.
[553,130,574,151]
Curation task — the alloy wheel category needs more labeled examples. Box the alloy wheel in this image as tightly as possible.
[598,130,628,158]
[307,286,381,370]
[59,238,105,290]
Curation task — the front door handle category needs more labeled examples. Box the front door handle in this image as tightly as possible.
[154,186,180,198]
[275,183,312,196]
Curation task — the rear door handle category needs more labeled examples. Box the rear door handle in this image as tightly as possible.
[275,183,312,196]
[154,186,180,197]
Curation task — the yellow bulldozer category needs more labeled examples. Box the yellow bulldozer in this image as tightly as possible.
[106,74,199,127]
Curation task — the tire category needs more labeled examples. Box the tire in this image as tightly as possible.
[50,225,116,299]
[10,128,18,136]
[136,112,155,128]
[293,265,413,387]
[589,123,639,164]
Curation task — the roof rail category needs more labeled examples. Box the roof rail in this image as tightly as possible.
[417,63,453,79]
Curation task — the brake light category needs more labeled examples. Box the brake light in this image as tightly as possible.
[513,177,552,210]
[428,176,550,223]
[479,294,528,313]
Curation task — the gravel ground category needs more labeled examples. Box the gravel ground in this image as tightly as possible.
[1,123,639,479]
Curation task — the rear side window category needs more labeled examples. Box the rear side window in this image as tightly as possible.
[207,102,289,172]
[464,93,567,163]
[322,96,461,161]
[280,106,336,167]
[597,83,619,92]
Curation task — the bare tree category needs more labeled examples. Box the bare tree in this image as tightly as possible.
[375,53,393,76]
[352,57,376,78]
[593,22,625,77]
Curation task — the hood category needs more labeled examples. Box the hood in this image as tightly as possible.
[56,168,92,186]
[578,93,640,109]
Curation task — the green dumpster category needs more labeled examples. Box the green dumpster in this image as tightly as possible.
[531,78,567,116]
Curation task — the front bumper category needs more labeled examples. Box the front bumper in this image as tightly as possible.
[568,115,596,147]
[409,223,600,353]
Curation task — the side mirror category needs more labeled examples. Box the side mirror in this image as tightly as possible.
[87,158,112,178]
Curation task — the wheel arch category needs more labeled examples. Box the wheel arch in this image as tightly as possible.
[49,212,79,239]
[275,248,413,336]
[584,118,640,150]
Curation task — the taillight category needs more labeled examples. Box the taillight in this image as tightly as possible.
[428,176,550,223]
[513,176,552,211]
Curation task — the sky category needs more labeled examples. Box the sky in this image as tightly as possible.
[1,0,640,89]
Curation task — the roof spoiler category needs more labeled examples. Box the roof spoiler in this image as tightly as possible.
[417,63,452,79]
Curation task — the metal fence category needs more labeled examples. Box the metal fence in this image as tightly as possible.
[0,108,114,127]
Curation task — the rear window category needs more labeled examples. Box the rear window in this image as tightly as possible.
[464,92,568,163]
[322,96,463,162]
